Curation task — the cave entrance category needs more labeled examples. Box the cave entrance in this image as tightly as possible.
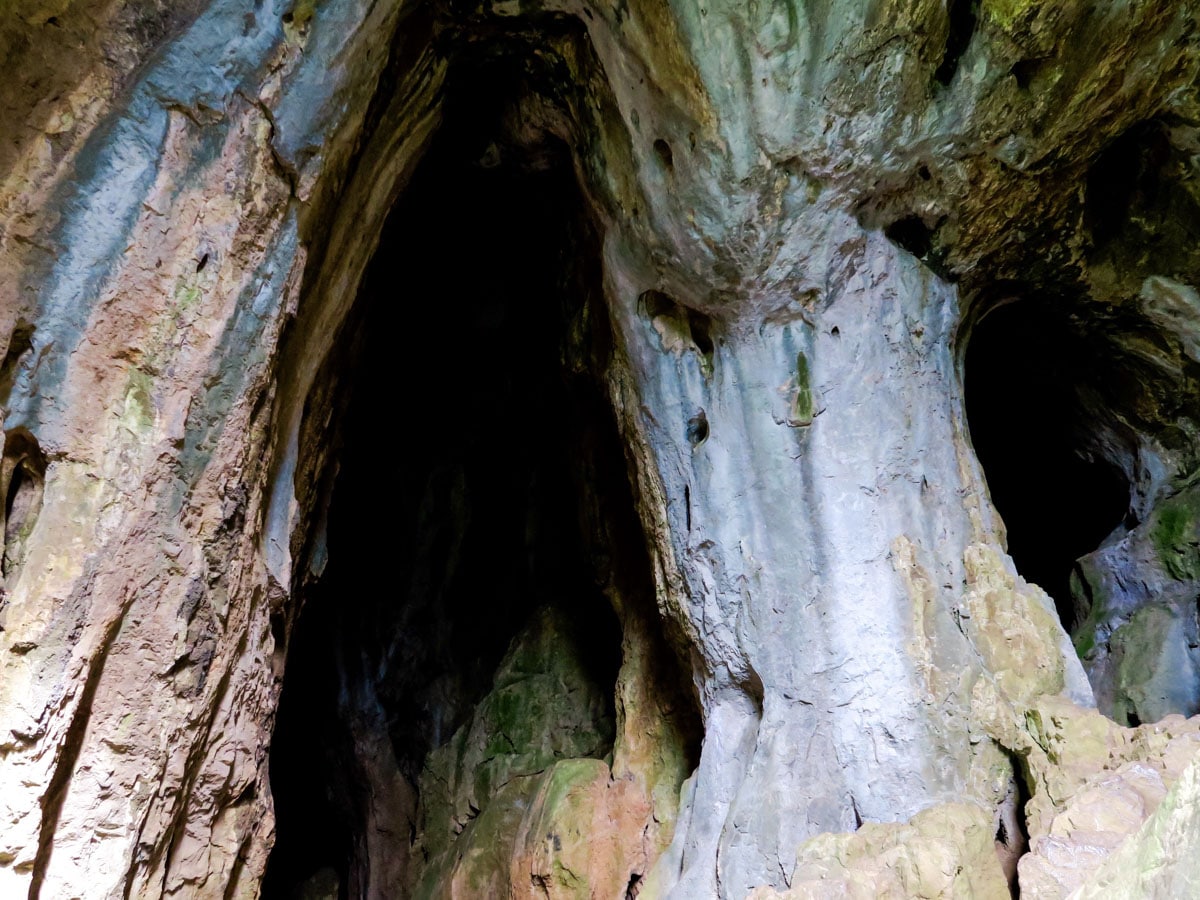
[964,298,1131,628]
[263,37,699,900]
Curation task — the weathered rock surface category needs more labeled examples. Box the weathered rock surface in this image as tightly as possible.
[3,0,1200,898]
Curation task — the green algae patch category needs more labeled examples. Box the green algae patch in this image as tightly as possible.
[121,367,156,435]
[524,759,609,894]
[411,778,532,900]
[1070,563,1108,660]
[174,278,203,312]
[1151,490,1200,581]
[981,0,1037,30]
[789,351,814,426]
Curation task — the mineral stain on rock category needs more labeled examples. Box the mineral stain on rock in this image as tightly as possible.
[788,352,814,427]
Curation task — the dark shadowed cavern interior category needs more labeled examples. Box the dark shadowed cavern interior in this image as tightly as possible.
[964,297,1131,625]
[963,256,1200,728]
[263,36,700,899]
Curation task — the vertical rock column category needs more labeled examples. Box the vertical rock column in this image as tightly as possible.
[603,221,1091,896]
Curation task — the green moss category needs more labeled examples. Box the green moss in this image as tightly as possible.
[122,367,156,434]
[982,0,1036,29]
[175,280,202,311]
[1073,627,1096,659]
[1071,569,1106,659]
[540,758,598,813]
[413,606,616,894]
[1151,491,1200,581]
[791,351,814,426]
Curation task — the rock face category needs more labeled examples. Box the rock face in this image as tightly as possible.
[3,1,1200,898]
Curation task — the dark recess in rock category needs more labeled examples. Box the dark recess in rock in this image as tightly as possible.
[653,138,674,172]
[964,298,1130,627]
[640,289,716,372]
[933,0,979,86]
[1086,121,1173,249]
[1009,57,1049,91]
[0,321,34,407]
[688,308,715,359]
[994,750,1030,898]
[264,37,698,898]
[687,410,709,447]
[885,215,935,260]
[1,428,45,580]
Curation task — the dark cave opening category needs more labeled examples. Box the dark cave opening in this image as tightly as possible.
[1085,120,1172,249]
[2,430,45,579]
[964,299,1131,629]
[933,0,979,86]
[263,38,698,900]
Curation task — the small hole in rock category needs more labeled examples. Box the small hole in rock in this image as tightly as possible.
[687,309,714,358]
[917,165,932,181]
[885,215,934,259]
[653,138,674,172]
[196,253,209,272]
[687,411,709,447]
[1010,57,1046,91]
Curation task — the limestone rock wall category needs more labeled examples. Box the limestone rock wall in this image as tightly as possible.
[1,0,1200,898]
[0,1,439,895]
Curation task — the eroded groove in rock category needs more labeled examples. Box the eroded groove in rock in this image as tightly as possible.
[0,429,45,582]
[993,750,1031,897]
